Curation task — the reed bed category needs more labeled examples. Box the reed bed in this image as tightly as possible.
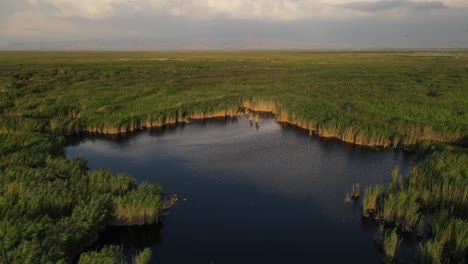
[0,133,163,263]
[132,248,152,264]
[352,183,360,198]
[78,245,127,264]
[111,183,163,226]
[1,51,466,147]
[363,143,468,263]
[0,51,467,263]
[418,239,445,264]
[363,185,385,217]
[375,227,399,264]
[79,246,152,264]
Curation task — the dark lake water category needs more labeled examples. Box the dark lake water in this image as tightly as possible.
[66,114,415,264]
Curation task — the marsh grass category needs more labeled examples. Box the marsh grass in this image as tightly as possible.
[375,227,399,264]
[345,183,360,203]
[78,246,152,264]
[363,185,385,217]
[428,210,468,263]
[78,245,126,264]
[0,133,163,263]
[352,183,360,198]
[1,51,467,263]
[363,144,468,263]
[382,190,420,232]
[418,240,445,264]
[132,248,152,264]
[1,51,466,147]
[111,183,163,226]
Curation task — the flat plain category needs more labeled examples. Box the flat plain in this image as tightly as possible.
[0,51,466,263]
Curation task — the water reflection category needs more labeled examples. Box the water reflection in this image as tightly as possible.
[67,114,415,264]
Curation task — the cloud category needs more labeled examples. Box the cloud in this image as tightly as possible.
[337,0,446,12]
[1,11,79,36]
[22,0,468,21]
[24,0,321,21]
[0,9,136,41]
[1,0,468,48]
[27,0,120,19]
[442,0,468,8]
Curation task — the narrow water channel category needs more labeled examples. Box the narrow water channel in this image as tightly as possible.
[66,114,415,264]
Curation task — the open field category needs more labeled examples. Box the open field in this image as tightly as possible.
[0,51,467,263]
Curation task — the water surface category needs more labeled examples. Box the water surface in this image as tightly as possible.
[66,114,415,264]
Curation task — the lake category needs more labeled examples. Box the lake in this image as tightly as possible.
[66,113,415,264]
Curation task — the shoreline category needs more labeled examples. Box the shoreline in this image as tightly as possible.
[61,102,462,149]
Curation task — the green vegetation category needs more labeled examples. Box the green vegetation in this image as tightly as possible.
[78,246,126,264]
[0,51,466,146]
[362,185,384,217]
[132,248,152,264]
[0,133,163,263]
[0,51,467,262]
[418,239,445,264]
[112,183,163,226]
[363,143,468,263]
[375,227,399,264]
[78,246,152,264]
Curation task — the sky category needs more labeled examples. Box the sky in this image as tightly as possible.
[1,0,468,50]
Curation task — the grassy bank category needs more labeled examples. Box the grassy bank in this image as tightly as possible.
[0,133,163,263]
[0,51,467,262]
[363,143,468,263]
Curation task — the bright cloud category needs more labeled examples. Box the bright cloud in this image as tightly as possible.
[3,11,77,36]
[27,0,120,19]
